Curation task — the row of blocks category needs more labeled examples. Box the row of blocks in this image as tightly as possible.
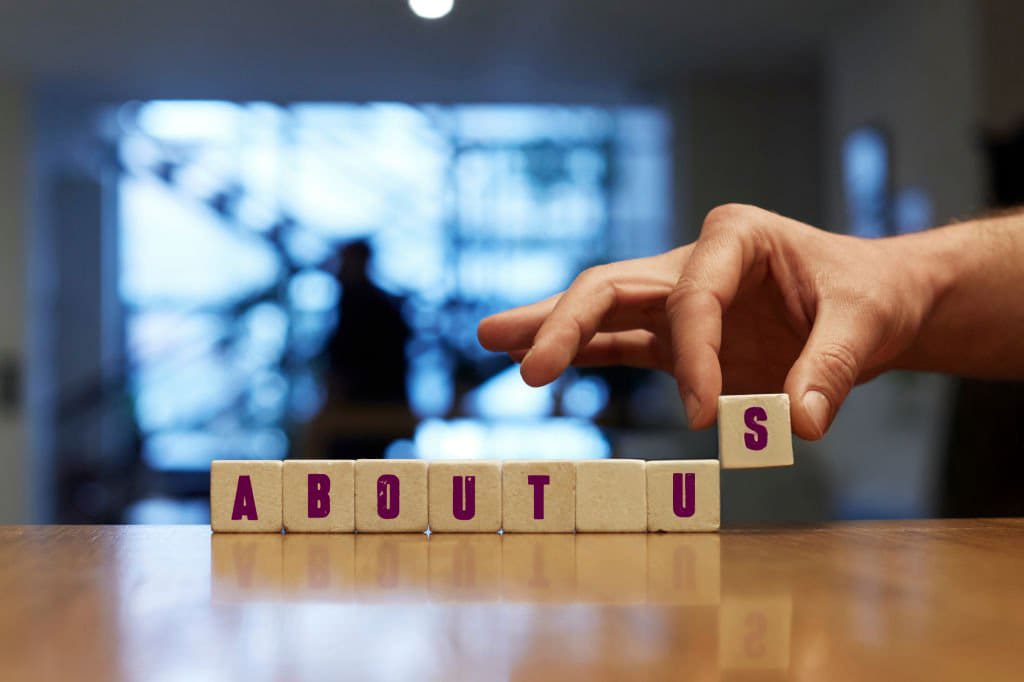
[211,393,794,534]
[212,459,721,533]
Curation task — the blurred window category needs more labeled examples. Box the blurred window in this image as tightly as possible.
[842,126,890,238]
[116,102,670,470]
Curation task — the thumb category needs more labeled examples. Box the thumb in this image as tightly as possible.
[784,304,881,440]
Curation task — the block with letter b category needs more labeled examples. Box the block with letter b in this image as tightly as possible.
[646,459,720,532]
[210,460,283,533]
[355,459,428,533]
[502,460,576,533]
[717,394,794,469]
[282,460,354,533]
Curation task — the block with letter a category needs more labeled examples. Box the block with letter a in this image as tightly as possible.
[717,394,794,469]
[210,460,283,533]
[646,459,720,532]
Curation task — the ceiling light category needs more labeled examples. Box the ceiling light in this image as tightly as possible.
[408,0,454,20]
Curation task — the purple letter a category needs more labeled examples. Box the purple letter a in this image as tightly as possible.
[231,475,259,520]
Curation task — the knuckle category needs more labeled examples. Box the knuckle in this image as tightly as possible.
[574,265,606,289]
[664,277,701,310]
[701,203,755,235]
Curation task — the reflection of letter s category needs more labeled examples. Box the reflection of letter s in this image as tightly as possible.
[743,406,768,451]
[377,475,400,519]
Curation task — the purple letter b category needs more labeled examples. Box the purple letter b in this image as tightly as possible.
[231,475,258,520]
[528,474,550,520]
[672,473,696,518]
[307,473,330,519]
[743,406,768,450]
[377,474,400,519]
[452,475,476,520]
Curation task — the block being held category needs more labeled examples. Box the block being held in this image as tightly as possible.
[717,394,794,469]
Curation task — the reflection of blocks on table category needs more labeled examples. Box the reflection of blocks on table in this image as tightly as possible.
[502,534,576,602]
[502,461,576,533]
[718,594,793,671]
[647,534,721,605]
[210,460,283,533]
[428,461,502,533]
[353,534,430,600]
[282,460,354,533]
[428,534,502,601]
[575,459,646,532]
[210,534,283,600]
[718,394,794,469]
[646,460,720,532]
[355,459,428,533]
[575,534,647,603]
[282,533,355,598]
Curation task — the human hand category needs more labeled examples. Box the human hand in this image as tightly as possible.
[477,204,939,439]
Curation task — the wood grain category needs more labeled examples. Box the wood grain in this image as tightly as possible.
[1,521,1023,680]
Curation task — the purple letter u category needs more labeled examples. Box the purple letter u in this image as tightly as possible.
[672,473,696,518]
[453,475,476,520]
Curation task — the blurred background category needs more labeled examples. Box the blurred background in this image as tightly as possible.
[0,0,1021,525]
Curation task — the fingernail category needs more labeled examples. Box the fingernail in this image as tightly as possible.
[802,390,831,436]
[683,392,701,427]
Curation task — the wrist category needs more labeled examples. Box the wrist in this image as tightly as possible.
[886,224,968,371]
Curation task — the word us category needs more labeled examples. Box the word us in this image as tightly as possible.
[211,393,793,534]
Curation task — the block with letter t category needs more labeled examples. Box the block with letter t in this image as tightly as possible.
[501,460,576,533]
[717,394,794,469]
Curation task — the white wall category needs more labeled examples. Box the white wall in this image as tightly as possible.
[825,0,985,227]
[820,0,984,517]
[0,80,27,523]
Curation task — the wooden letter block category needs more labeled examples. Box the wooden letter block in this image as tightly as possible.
[502,460,576,533]
[355,459,428,533]
[210,460,282,533]
[428,461,502,533]
[718,394,794,469]
[282,460,354,533]
[575,459,646,532]
[646,460,720,532]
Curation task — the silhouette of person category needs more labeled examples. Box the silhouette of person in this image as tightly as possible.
[305,240,414,459]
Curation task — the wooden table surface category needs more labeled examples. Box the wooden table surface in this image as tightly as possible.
[1,520,1022,681]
